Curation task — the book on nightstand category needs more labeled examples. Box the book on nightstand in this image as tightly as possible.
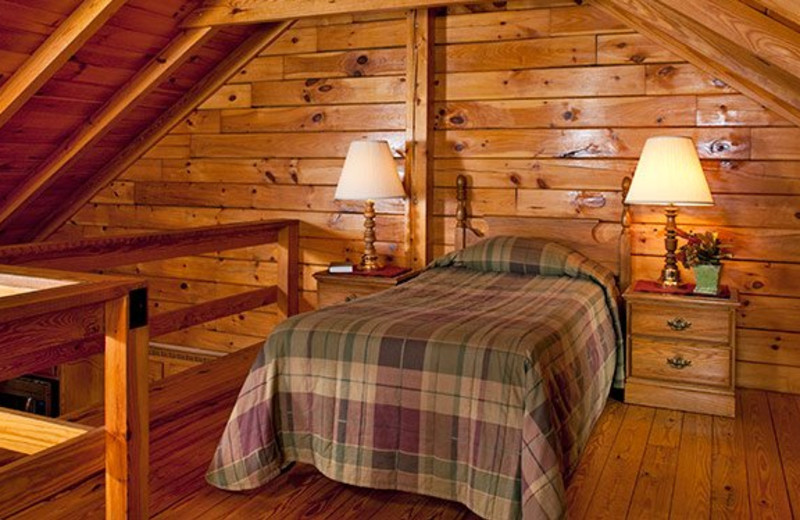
[328,262,355,274]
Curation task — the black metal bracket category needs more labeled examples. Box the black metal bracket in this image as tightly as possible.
[128,288,148,329]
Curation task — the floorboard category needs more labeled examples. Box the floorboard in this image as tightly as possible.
[710,414,750,518]
[740,390,793,519]
[8,347,800,519]
[670,413,713,519]
[766,392,800,518]
[627,409,682,519]
[583,406,654,519]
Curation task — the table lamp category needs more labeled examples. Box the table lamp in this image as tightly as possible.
[625,136,714,286]
[335,140,405,271]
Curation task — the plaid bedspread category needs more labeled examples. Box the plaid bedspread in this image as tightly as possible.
[207,237,623,519]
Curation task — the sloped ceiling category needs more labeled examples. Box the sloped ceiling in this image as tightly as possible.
[0,0,799,245]
[0,0,258,244]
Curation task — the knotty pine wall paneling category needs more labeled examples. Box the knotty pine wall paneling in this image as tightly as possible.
[430,3,800,394]
[54,12,410,366]
[55,2,800,394]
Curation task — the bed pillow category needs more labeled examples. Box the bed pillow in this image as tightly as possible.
[431,235,606,278]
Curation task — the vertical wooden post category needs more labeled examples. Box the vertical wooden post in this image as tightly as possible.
[406,8,435,268]
[278,221,299,318]
[619,176,633,292]
[104,289,149,519]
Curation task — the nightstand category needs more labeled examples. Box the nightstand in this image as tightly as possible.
[313,269,419,309]
[623,286,740,417]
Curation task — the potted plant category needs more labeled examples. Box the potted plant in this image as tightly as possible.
[677,230,732,295]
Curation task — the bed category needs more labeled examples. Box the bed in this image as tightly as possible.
[207,176,632,519]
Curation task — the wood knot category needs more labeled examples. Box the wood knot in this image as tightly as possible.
[629,54,645,64]
[509,174,520,185]
[571,191,606,209]
[709,140,731,154]
[657,65,676,77]
[356,55,368,65]
[794,211,800,219]
[449,115,465,125]
[562,110,574,121]
[752,281,764,289]
[312,112,324,123]
[180,282,189,290]
[305,78,319,87]
[454,143,465,152]
[771,344,780,350]
[712,78,728,88]
[536,178,549,189]
[318,84,333,92]
[228,94,237,102]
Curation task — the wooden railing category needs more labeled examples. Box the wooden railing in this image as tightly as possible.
[0,219,299,519]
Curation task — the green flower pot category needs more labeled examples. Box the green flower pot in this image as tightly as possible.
[693,264,721,295]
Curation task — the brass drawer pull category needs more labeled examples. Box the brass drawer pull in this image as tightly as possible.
[344,294,358,302]
[667,317,691,331]
[666,356,692,369]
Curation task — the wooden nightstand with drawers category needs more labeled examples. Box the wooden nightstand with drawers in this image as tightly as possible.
[313,269,418,309]
[623,286,740,417]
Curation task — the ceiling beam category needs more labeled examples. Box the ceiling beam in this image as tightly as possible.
[659,0,800,79]
[0,27,216,232]
[592,0,800,127]
[181,0,469,27]
[745,0,800,29]
[33,21,295,242]
[0,0,127,130]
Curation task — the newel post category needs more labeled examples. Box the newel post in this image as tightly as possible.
[104,287,149,519]
[278,221,300,318]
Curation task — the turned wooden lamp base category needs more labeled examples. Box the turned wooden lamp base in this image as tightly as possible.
[359,200,382,271]
[661,206,681,287]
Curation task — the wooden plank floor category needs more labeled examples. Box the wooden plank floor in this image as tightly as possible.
[10,345,800,519]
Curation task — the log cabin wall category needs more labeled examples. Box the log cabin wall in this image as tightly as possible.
[51,10,411,377]
[52,1,800,393]
[430,2,800,395]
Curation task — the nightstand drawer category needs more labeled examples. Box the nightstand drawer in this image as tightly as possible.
[630,337,731,387]
[314,269,418,309]
[631,303,730,342]
[317,282,383,308]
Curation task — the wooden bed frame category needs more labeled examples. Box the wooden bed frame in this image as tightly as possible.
[453,173,633,292]
[0,219,299,519]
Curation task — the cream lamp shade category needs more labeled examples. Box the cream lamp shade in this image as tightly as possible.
[335,140,405,200]
[625,136,713,206]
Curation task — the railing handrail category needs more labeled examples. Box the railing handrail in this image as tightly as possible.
[0,219,299,271]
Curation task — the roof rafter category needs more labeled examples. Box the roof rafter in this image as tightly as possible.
[0,0,127,130]
[0,26,217,232]
[181,0,470,27]
[33,21,295,242]
[744,0,800,30]
[591,0,800,127]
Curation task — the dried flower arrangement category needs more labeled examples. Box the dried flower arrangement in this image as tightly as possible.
[677,230,732,267]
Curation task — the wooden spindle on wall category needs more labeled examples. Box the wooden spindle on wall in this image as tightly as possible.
[620,176,633,292]
[455,174,468,251]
